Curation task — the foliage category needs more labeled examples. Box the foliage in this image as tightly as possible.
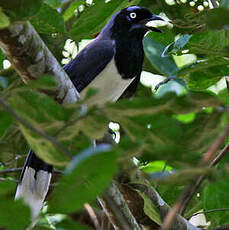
[0,0,229,229]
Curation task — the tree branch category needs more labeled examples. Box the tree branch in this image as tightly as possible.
[132,183,201,230]
[84,203,100,230]
[179,143,229,216]
[202,125,229,164]
[98,182,142,230]
[0,167,22,174]
[0,21,80,104]
[0,21,83,162]
[161,125,229,230]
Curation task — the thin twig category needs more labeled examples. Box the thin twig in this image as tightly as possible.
[179,143,229,215]
[0,97,72,159]
[0,167,22,174]
[188,208,229,219]
[161,125,229,230]
[84,203,100,230]
[210,143,229,167]
[0,178,18,183]
[202,125,229,164]
[4,155,27,166]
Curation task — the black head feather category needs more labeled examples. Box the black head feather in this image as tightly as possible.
[100,6,163,39]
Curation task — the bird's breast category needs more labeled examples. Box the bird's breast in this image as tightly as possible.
[80,58,135,106]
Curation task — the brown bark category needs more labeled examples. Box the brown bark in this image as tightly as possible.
[0,22,80,104]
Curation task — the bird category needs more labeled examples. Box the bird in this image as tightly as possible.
[15,5,163,219]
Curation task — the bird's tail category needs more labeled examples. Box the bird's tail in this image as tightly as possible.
[15,150,53,219]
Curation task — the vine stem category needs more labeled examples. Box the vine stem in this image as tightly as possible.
[188,208,229,219]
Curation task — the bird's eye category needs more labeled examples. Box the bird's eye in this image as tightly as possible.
[129,12,137,19]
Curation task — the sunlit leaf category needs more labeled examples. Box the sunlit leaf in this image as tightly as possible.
[44,0,61,9]
[0,8,10,29]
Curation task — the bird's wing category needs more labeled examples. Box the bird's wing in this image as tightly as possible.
[64,39,115,92]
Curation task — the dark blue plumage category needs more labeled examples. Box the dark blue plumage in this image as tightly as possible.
[16,5,163,219]
[64,40,115,93]
[64,6,163,100]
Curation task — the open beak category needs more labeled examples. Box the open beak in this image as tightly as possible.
[143,14,164,33]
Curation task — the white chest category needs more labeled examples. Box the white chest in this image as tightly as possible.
[80,58,135,106]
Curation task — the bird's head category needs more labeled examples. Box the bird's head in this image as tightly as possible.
[101,6,163,39]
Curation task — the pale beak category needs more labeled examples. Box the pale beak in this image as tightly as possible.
[144,14,164,33]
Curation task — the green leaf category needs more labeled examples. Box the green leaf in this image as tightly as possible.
[77,106,109,139]
[0,182,31,230]
[178,58,229,90]
[0,125,28,164]
[139,190,162,225]
[0,111,12,138]
[218,88,229,106]
[143,34,179,77]
[173,112,196,124]
[187,30,229,57]
[27,75,58,91]
[140,161,172,174]
[206,8,229,30]
[155,80,187,98]
[0,180,15,196]
[203,175,229,226]
[31,3,66,34]
[63,0,85,21]
[0,8,10,29]
[55,218,89,230]
[113,94,223,166]
[221,0,229,8]
[44,0,61,9]
[0,49,5,70]
[8,90,75,166]
[0,0,42,21]
[70,0,140,40]
[0,199,31,229]
[162,34,192,57]
[105,91,222,118]
[49,144,117,213]
[40,33,66,62]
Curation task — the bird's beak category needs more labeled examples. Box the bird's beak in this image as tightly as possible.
[143,14,164,33]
